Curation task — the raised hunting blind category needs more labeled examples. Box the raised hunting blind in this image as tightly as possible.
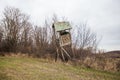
[52,22,73,62]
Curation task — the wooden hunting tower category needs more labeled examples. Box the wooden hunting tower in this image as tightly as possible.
[52,22,72,62]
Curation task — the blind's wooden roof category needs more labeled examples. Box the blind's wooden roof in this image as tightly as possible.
[53,22,71,32]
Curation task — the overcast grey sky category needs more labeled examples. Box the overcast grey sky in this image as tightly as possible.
[0,0,120,51]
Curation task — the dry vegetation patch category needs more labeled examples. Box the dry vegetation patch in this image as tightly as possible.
[0,56,120,80]
[80,55,120,72]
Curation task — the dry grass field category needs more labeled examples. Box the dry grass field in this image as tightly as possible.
[0,56,120,80]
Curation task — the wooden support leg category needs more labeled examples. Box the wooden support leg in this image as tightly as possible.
[55,48,59,62]
[61,49,65,62]
[71,46,75,58]
[62,47,71,59]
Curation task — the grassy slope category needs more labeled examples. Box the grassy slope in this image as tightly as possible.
[0,56,120,80]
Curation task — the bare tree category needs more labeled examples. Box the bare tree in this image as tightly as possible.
[33,25,49,57]
[1,7,31,52]
[0,27,3,50]
[0,28,3,42]
[72,23,98,59]
[18,22,33,53]
[73,24,97,49]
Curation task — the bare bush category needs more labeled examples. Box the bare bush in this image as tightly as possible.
[72,23,98,59]
[33,25,49,57]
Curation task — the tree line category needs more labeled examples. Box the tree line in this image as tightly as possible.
[0,7,98,60]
